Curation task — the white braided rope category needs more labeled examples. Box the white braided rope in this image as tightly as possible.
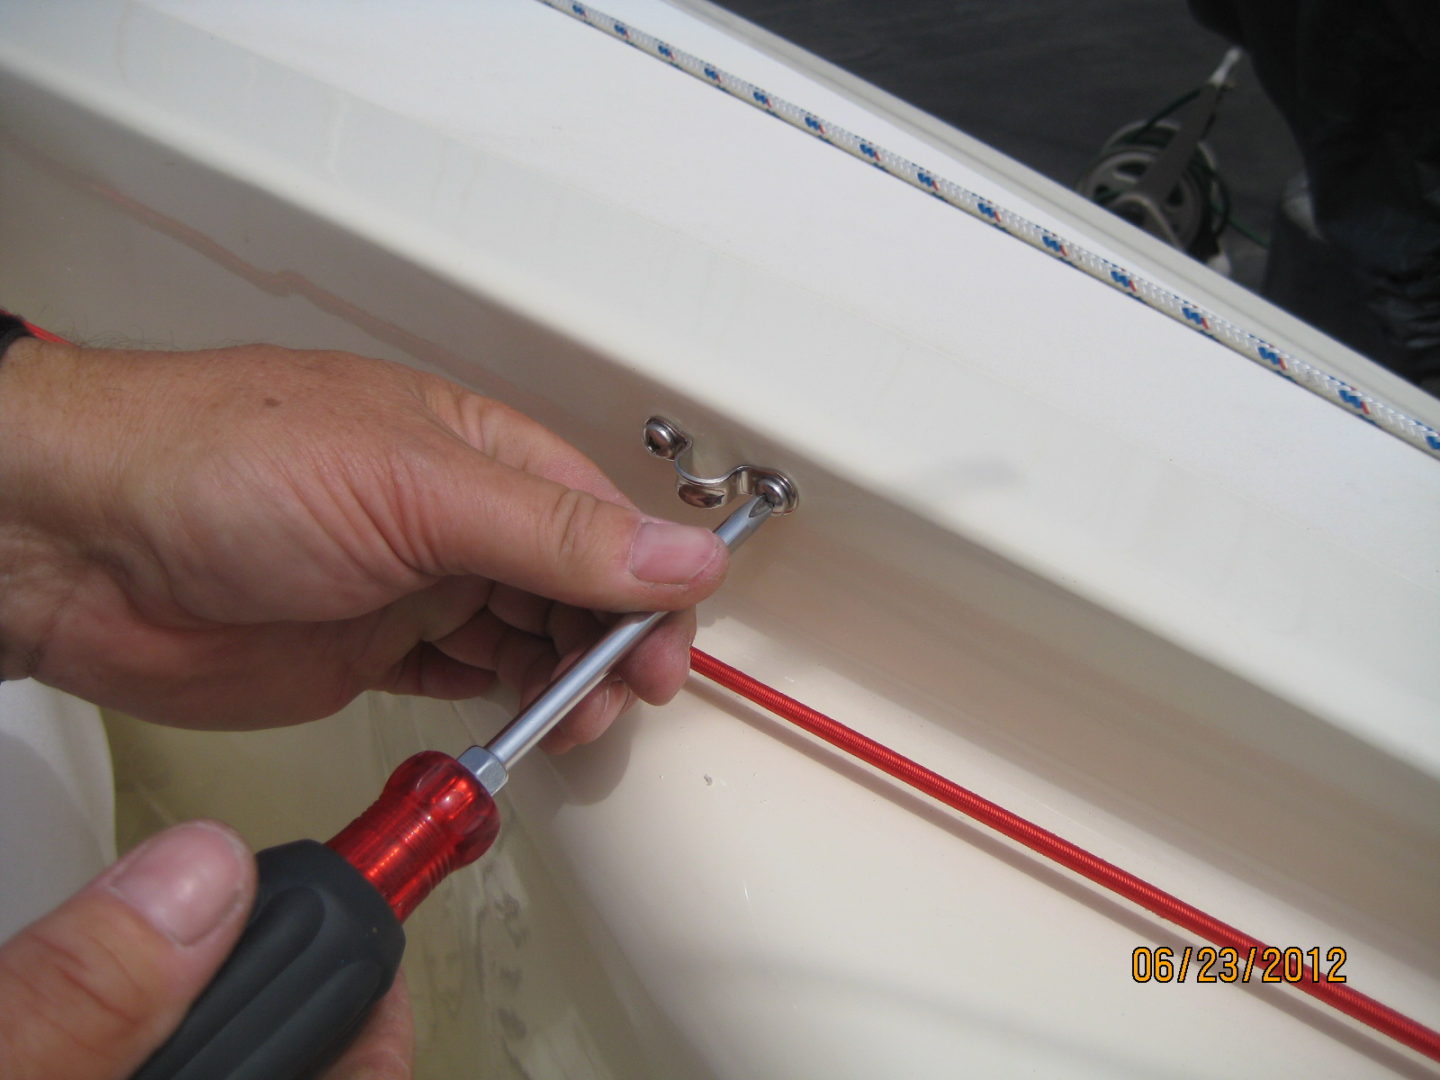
[534,0,1440,461]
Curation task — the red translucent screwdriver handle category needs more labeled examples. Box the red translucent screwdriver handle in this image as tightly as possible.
[328,750,500,922]
[134,751,499,1079]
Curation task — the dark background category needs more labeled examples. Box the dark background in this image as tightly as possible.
[715,0,1304,290]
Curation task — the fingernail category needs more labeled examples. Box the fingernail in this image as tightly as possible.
[108,823,249,946]
[630,521,721,584]
[609,682,636,722]
[599,676,627,723]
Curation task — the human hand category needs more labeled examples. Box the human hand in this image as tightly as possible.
[0,339,727,747]
[0,820,411,1080]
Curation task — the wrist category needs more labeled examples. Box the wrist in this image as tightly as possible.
[0,336,93,679]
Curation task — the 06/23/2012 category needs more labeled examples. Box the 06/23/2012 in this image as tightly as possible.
[1131,945,1348,984]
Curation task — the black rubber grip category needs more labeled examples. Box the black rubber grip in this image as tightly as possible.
[132,840,405,1080]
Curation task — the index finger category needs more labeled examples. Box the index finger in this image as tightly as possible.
[425,385,634,509]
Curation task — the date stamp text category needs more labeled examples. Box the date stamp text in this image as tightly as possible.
[1131,945,1348,984]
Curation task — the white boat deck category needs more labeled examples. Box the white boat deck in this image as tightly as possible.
[1,1,1436,1076]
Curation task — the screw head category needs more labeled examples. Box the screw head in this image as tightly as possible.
[754,473,799,514]
[643,417,689,460]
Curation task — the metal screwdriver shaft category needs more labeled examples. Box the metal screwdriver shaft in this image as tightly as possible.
[137,490,784,1080]
[460,493,774,792]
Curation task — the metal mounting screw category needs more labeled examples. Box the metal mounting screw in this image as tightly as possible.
[642,417,690,461]
[643,416,798,514]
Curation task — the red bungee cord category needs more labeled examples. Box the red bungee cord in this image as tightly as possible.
[11,314,1433,1060]
[689,647,1440,1064]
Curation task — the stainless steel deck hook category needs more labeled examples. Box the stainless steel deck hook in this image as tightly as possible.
[644,416,799,514]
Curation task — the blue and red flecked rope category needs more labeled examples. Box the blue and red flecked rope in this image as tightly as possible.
[534,0,1440,461]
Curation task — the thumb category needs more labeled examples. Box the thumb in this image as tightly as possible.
[0,821,255,1080]
[421,451,731,612]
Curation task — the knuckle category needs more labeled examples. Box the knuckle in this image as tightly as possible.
[467,395,525,456]
[544,486,605,573]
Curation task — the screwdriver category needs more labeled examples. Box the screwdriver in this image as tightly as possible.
[132,494,776,1080]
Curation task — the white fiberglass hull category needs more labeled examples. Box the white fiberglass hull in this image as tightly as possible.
[1,2,1436,1076]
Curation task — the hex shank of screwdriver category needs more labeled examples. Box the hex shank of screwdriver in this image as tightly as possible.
[462,495,775,789]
